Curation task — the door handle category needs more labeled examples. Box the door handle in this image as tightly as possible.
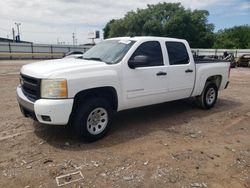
[185,69,193,73]
[156,71,167,76]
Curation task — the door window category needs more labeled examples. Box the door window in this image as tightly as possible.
[130,41,163,67]
[166,42,189,65]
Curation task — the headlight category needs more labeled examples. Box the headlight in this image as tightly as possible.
[41,79,67,98]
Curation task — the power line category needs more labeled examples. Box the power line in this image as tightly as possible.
[1,27,90,35]
[0,27,9,32]
[21,30,87,35]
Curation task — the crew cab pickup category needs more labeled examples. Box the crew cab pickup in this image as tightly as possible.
[17,37,230,141]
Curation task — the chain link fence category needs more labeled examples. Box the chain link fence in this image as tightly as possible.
[0,42,250,60]
[0,42,93,59]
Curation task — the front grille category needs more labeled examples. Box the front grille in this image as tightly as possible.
[20,74,41,102]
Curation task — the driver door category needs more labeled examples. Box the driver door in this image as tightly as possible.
[122,41,168,109]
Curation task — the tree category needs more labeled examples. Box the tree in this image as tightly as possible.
[213,25,250,49]
[103,3,215,48]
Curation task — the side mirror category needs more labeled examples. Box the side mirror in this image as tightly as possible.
[128,55,150,69]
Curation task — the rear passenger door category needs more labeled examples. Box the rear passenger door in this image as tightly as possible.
[165,41,195,100]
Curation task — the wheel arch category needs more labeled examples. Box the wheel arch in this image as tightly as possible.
[205,75,222,89]
[72,86,118,112]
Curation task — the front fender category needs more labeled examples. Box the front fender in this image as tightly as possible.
[67,69,122,110]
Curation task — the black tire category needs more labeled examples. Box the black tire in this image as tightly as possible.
[72,97,113,142]
[196,82,218,109]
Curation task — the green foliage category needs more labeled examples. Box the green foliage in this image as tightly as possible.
[103,3,215,48]
[213,25,250,49]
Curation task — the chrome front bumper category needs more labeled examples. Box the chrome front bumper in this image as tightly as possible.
[17,85,34,111]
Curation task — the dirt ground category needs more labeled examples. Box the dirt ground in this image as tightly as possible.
[0,60,249,188]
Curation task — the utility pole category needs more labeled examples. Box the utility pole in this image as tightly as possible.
[72,33,75,46]
[15,22,21,35]
[15,22,21,42]
[57,37,60,45]
[12,28,15,42]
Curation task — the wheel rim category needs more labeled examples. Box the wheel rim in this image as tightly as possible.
[206,87,216,105]
[86,107,108,135]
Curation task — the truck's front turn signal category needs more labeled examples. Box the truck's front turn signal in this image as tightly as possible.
[41,79,68,99]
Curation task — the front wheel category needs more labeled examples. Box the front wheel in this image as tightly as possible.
[72,98,113,142]
[196,82,218,109]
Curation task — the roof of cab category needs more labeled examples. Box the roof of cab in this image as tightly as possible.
[106,36,187,43]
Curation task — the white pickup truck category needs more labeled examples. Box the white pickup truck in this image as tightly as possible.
[17,37,230,141]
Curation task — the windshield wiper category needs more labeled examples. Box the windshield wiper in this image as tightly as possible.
[81,57,111,64]
[82,57,103,62]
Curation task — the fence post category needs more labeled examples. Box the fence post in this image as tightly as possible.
[51,45,53,59]
[31,43,34,59]
[8,42,12,60]
[235,50,238,58]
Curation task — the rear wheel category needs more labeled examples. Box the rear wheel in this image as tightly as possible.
[72,98,113,142]
[196,82,218,109]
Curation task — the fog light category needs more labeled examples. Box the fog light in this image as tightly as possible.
[41,115,51,122]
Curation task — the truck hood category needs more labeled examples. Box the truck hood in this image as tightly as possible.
[21,58,106,78]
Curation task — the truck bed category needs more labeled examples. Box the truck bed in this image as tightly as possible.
[194,57,230,64]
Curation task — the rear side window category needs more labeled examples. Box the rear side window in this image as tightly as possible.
[130,41,163,66]
[166,42,189,65]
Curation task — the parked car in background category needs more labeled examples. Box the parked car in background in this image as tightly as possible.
[236,54,250,67]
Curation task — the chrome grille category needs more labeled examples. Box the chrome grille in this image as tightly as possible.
[20,74,41,102]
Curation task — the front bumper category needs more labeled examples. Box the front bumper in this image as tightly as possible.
[17,86,74,125]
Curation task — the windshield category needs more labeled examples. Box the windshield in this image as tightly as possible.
[81,39,135,64]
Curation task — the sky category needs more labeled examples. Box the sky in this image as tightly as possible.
[0,0,249,44]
